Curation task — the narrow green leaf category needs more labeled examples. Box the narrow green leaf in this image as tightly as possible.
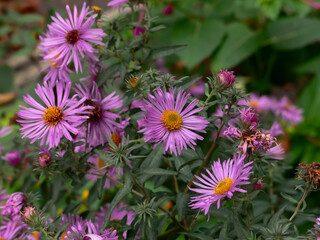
[177,192,189,220]
[98,171,108,200]
[137,168,177,176]
[102,168,133,229]
[148,44,187,60]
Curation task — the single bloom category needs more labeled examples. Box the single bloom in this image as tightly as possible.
[2,192,26,220]
[75,82,123,147]
[96,202,135,239]
[187,79,205,98]
[40,3,106,73]
[272,96,303,126]
[139,87,209,156]
[189,154,253,218]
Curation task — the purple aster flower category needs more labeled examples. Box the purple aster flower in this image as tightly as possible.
[189,154,253,218]
[264,121,283,137]
[4,150,21,166]
[0,126,12,138]
[187,79,205,98]
[238,94,273,114]
[96,202,135,239]
[264,144,285,160]
[217,69,235,87]
[27,231,41,240]
[41,62,72,86]
[17,82,91,149]
[86,154,122,188]
[139,87,209,156]
[65,220,118,240]
[313,217,320,239]
[40,3,106,73]
[0,220,27,239]
[211,105,237,140]
[272,97,303,125]
[0,186,8,203]
[107,0,129,8]
[2,192,26,220]
[59,214,87,240]
[75,82,123,147]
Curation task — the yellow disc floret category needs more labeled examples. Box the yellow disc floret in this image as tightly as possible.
[43,106,64,126]
[214,177,234,195]
[162,110,182,131]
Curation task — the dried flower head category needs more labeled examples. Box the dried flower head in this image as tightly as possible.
[298,162,320,187]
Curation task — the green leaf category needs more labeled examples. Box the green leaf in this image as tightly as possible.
[137,144,163,184]
[170,17,225,68]
[176,192,189,221]
[181,232,214,240]
[257,0,283,20]
[212,22,265,71]
[174,76,202,90]
[0,26,11,36]
[137,168,177,176]
[102,168,133,229]
[148,45,187,60]
[295,54,320,74]
[96,62,121,85]
[17,14,42,24]
[0,65,14,93]
[267,17,320,50]
[98,171,108,200]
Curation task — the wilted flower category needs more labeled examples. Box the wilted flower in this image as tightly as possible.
[189,154,253,218]
[2,192,26,220]
[224,127,276,155]
[298,162,320,187]
[217,69,235,87]
[75,82,123,147]
[4,150,21,166]
[40,3,106,73]
[139,87,209,156]
[17,82,91,149]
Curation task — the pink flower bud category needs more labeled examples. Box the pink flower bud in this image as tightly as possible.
[5,150,21,166]
[163,5,174,15]
[217,69,235,87]
[22,206,35,221]
[253,179,263,191]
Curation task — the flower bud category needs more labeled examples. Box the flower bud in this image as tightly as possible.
[163,5,174,15]
[5,150,21,166]
[22,206,36,221]
[217,69,235,87]
[253,179,263,191]
[38,148,51,167]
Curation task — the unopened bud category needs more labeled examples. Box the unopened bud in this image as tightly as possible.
[22,206,36,221]
[253,179,263,191]
[217,69,235,87]
[5,150,21,166]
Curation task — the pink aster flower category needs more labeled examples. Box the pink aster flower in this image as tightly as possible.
[264,121,283,137]
[17,82,91,149]
[107,0,129,8]
[65,220,118,240]
[187,79,205,98]
[96,202,135,239]
[2,192,26,220]
[0,221,27,239]
[59,214,86,239]
[40,3,106,73]
[238,94,273,114]
[75,82,123,147]
[239,107,257,128]
[139,87,209,156]
[272,97,303,125]
[189,154,253,218]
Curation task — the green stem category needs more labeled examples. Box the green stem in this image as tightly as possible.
[204,88,215,105]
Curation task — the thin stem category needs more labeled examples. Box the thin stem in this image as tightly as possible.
[39,226,52,240]
[167,158,179,194]
[158,206,188,232]
[157,226,179,238]
[204,88,215,105]
[131,172,150,202]
[289,183,311,222]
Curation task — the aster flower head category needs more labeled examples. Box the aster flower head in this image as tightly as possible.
[75,82,123,147]
[187,79,205,98]
[272,96,303,125]
[59,214,87,240]
[239,107,257,128]
[37,147,51,167]
[4,150,21,166]
[2,192,26,220]
[239,94,273,114]
[96,202,135,239]
[40,3,106,73]
[217,69,235,87]
[189,154,253,218]
[0,221,27,239]
[139,87,209,156]
[17,82,91,149]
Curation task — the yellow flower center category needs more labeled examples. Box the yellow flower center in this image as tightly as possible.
[162,110,182,131]
[248,100,259,109]
[0,237,4,240]
[111,132,121,147]
[61,232,68,240]
[43,106,64,126]
[33,231,39,239]
[128,76,140,88]
[97,157,105,169]
[91,6,101,11]
[82,190,89,200]
[214,177,234,194]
